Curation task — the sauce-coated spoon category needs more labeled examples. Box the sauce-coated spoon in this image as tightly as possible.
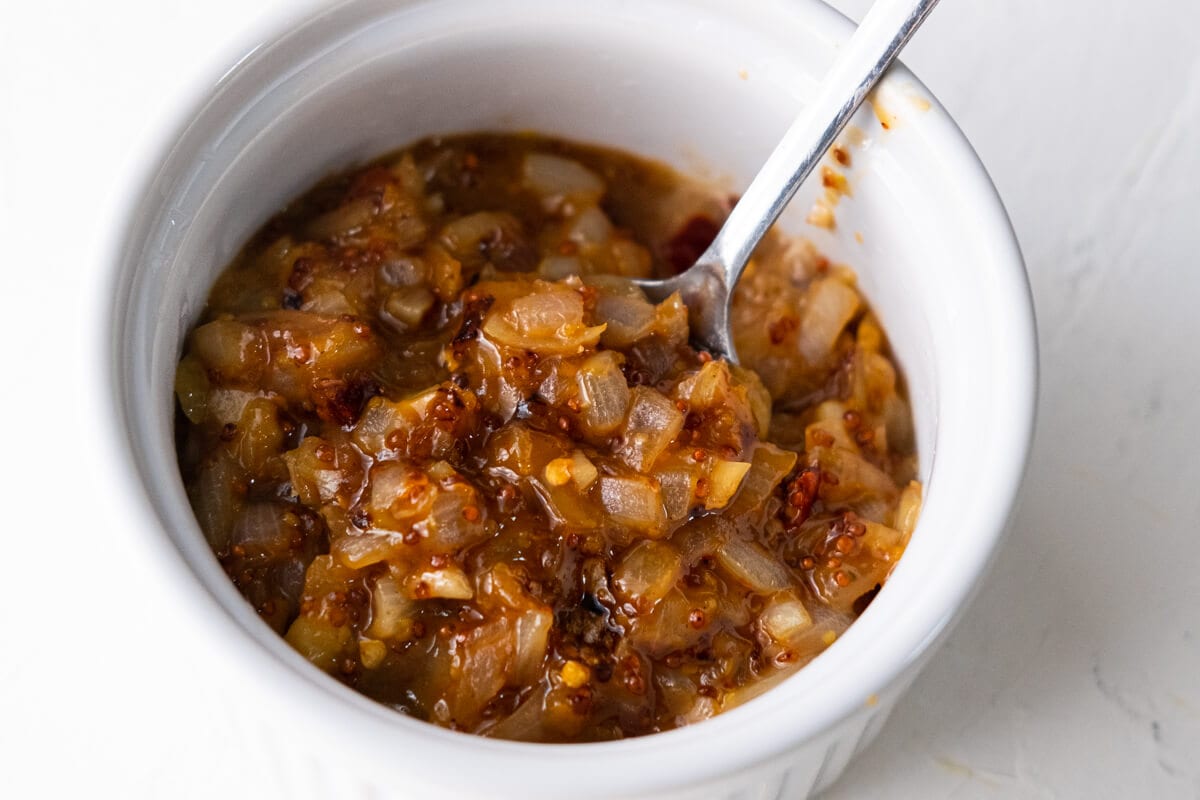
[634,0,940,362]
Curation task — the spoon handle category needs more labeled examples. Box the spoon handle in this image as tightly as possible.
[708,0,941,290]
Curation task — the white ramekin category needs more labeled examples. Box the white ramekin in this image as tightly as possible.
[102,0,1037,796]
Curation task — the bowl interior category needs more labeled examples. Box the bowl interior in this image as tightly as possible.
[110,0,1035,795]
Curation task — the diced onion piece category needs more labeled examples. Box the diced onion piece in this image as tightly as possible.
[228,502,290,555]
[570,451,599,490]
[806,404,858,452]
[304,196,377,240]
[359,638,388,670]
[576,351,631,435]
[285,616,352,673]
[628,589,707,657]
[704,460,752,509]
[411,564,474,600]
[514,608,553,684]
[367,573,413,639]
[485,423,566,481]
[539,255,583,279]
[798,277,861,364]
[861,520,906,561]
[422,482,487,550]
[189,453,244,550]
[681,696,718,724]
[894,481,923,540]
[332,531,402,569]
[190,319,267,383]
[206,388,262,426]
[655,467,698,522]
[671,515,731,567]
[596,474,666,536]
[439,211,527,269]
[509,288,584,335]
[727,443,798,515]
[759,599,814,644]
[675,359,770,437]
[728,363,773,438]
[384,286,435,328]
[483,285,605,354]
[612,540,684,608]
[655,669,699,717]
[528,479,599,530]
[366,460,435,526]
[618,387,685,472]
[651,292,690,347]
[482,686,550,742]
[451,620,515,725]
[595,289,657,349]
[716,536,792,593]
[521,153,605,208]
[236,398,285,476]
[566,206,614,245]
[813,446,899,507]
[676,360,727,407]
[174,355,209,423]
[284,437,344,506]
[426,243,465,301]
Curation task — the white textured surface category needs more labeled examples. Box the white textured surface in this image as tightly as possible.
[1,1,1197,798]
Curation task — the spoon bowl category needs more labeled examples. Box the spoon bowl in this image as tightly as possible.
[636,0,940,361]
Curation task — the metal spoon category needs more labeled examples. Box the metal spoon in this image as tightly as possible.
[635,0,940,362]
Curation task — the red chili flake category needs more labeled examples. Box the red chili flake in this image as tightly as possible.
[768,315,799,345]
[664,215,720,274]
[462,505,480,522]
[784,467,821,525]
